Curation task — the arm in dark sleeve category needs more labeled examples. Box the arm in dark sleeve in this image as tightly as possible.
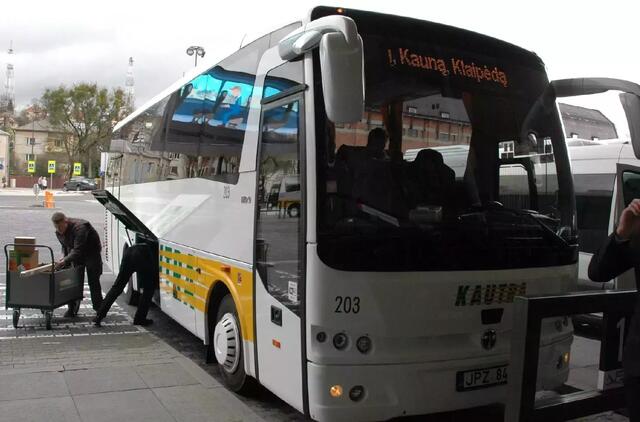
[55,232,68,257]
[588,233,635,282]
[64,224,89,265]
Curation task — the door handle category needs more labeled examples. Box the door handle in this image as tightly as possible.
[271,306,282,326]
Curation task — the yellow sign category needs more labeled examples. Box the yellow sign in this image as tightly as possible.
[27,161,36,173]
[73,162,82,176]
[47,160,56,174]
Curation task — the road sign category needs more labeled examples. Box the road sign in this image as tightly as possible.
[27,161,36,173]
[73,162,82,176]
[48,160,56,174]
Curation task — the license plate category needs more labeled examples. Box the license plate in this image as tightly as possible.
[456,365,508,391]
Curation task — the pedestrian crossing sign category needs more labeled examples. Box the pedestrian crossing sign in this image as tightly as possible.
[27,161,35,173]
[48,160,56,174]
[73,162,82,176]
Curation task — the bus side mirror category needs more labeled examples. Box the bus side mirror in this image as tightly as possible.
[279,15,365,124]
[319,32,364,124]
[620,93,640,159]
[550,78,640,159]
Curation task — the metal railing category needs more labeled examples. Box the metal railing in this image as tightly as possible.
[506,289,637,422]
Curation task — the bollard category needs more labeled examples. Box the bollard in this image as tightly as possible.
[44,191,55,208]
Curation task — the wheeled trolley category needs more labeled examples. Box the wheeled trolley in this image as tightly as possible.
[4,244,84,330]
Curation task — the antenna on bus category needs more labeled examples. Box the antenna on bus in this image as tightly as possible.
[239,34,247,49]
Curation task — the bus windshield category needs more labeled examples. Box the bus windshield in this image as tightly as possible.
[314,12,577,272]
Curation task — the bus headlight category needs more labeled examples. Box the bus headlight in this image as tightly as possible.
[356,336,372,354]
[557,351,570,369]
[333,333,349,350]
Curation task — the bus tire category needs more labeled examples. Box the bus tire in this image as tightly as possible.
[127,276,140,306]
[287,203,300,218]
[212,295,249,393]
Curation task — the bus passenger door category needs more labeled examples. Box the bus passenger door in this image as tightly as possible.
[611,163,640,289]
[254,94,305,412]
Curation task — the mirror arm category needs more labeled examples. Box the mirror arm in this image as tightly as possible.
[278,15,359,60]
[551,77,640,98]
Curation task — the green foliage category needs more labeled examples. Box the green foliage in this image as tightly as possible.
[41,83,129,175]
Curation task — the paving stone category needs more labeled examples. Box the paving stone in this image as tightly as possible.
[0,371,68,401]
[64,366,147,395]
[154,384,263,422]
[0,396,81,422]
[73,389,175,422]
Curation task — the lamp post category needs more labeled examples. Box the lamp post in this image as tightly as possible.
[186,46,205,67]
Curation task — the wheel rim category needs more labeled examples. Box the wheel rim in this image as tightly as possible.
[214,312,240,374]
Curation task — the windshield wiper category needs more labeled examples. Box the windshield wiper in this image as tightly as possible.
[467,202,569,248]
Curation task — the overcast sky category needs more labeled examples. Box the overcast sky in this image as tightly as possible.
[0,0,637,131]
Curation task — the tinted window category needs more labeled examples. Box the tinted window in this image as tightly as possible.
[256,97,303,314]
[314,24,575,272]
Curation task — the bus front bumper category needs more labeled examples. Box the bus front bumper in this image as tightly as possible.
[306,335,571,422]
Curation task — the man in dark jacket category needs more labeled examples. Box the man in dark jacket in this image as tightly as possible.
[52,212,103,315]
[93,243,158,326]
[589,198,640,421]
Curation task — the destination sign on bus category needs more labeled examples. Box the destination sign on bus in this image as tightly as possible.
[386,47,509,88]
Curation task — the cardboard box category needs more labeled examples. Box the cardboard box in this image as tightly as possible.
[14,237,36,254]
[9,250,39,272]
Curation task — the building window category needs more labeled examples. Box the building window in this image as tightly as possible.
[571,133,579,139]
[592,136,599,141]
[440,111,450,119]
[54,139,63,148]
[408,106,417,114]
[25,154,35,161]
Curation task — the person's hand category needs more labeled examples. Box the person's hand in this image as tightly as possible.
[616,199,640,240]
[54,259,66,271]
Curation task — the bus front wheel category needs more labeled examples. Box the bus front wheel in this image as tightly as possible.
[212,295,249,393]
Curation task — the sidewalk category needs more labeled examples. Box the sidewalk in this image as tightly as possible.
[0,273,264,422]
[0,187,85,197]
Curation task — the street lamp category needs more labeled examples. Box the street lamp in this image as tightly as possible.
[186,46,205,67]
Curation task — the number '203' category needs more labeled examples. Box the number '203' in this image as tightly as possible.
[335,296,360,314]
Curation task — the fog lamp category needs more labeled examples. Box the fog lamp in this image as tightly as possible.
[356,336,372,354]
[333,333,349,350]
[330,385,343,398]
[349,385,365,402]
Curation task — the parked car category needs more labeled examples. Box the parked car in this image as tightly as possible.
[63,177,97,191]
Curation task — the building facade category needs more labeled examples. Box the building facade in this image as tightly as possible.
[559,103,618,141]
[13,120,70,177]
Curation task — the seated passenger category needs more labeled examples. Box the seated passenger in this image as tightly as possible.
[407,149,456,214]
[365,127,388,160]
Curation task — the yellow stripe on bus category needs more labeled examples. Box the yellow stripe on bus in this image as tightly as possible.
[159,263,208,298]
[159,277,206,312]
[159,246,254,341]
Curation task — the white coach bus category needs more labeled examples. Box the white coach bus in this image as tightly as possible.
[95,6,640,421]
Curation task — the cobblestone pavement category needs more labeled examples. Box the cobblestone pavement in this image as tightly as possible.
[0,277,141,339]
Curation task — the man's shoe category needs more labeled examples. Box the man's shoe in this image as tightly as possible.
[92,316,102,327]
[133,318,153,326]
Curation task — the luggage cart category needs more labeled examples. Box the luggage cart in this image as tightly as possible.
[4,244,84,330]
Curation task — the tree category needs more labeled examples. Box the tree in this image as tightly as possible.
[41,83,129,177]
